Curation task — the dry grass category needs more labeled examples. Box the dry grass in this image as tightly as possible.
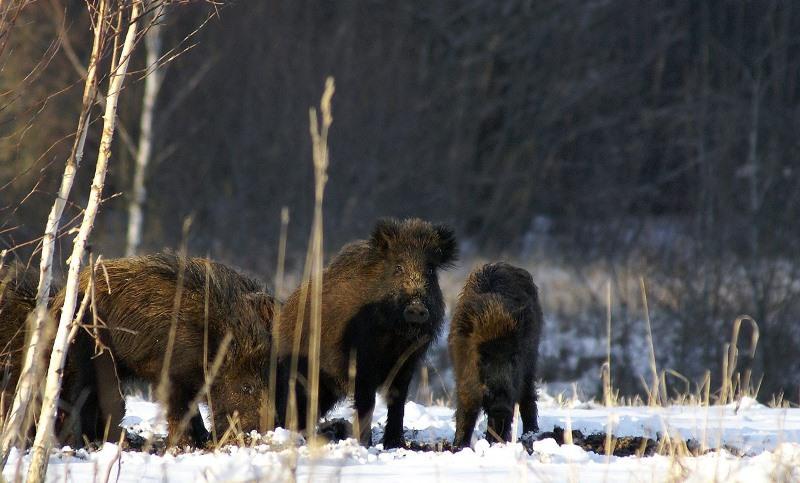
[305,76,334,450]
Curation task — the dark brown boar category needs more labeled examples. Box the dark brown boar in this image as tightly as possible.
[0,262,64,443]
[0,263,40,405]
[0,262,120,446]
[449,262,542,448]
[52,253,274,446]
[274,218,457,448]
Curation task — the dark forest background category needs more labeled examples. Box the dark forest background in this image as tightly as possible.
[2,0,799,403]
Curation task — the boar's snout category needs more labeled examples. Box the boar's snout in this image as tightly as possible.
[403,299,430,323]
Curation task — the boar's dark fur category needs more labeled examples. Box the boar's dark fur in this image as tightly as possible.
[449,262,542,448]
[275,218,457,448]
[0,262,62,443]
[0,263,47,405]
[52,253,274,446]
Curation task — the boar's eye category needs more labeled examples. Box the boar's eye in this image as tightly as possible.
[241,383,254,395]
[426,265,435,276]
[393,264,404,275]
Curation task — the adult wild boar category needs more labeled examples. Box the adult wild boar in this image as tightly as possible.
[275,218,457,448]
[0,263,65,442]
[52,253,274,446]
[449,262,542,448]
[0,263,45,406]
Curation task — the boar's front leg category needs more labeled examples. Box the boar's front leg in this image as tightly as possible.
[188,410,210,445]
[381,362,414,449]
[167,384,210,447]
[354,382,376,446]
[519,377,539,435]
[273,356,311,434]
[453,403,480,449]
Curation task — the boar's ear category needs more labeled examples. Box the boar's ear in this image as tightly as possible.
[433,223,458,268]
[370,218,400,255]
[244,291,275,325]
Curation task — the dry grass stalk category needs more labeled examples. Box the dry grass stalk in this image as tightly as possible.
[286,250,312,433]
[99,429,126,483]
[151,217,191,450]
[175,332,233,441]
[347,348,358,440]
[215,413,243,449]
[266,207,289,431]
[662,369,690,404]
[564,409,573,446]
[602,281,616,463]
[26,3,142,479]
[511,403,519,445]
[382,336,430,398]
[639,277,660,406]
[721,315,759,404]
[418,366,431,406]
[602,280,612,407]
[203,257,216,445]
[305,76,335,449]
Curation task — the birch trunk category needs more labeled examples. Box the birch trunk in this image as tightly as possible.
[26,2,141,480]
[125,5,165,257]
[0,0,107,463]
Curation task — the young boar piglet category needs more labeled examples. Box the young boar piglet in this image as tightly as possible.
[276,218,457,448]
[449,262,542,448]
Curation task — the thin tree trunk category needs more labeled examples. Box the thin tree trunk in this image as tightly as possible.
[0,0,107,464]
[746,76,765,385]
[747,76,761,260]
[26,2,141,480]
[125,5,166,257]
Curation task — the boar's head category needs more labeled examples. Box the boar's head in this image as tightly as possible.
[367,218,457,335]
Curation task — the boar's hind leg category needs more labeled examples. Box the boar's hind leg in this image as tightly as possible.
[92,347,126,442]
[519,377,539,434]
[381,362,415,449]
[60,330,107,445]
[273,356,311,433]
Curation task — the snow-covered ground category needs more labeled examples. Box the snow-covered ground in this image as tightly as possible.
[4,393,799,482]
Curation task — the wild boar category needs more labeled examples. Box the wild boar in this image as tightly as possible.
[275,218,457,448]
[449,262,542,448]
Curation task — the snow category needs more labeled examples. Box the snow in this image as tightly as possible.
[4,393,800,482]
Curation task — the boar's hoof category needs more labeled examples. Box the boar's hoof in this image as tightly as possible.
[318,418,353,442]
[382,434,405,449]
